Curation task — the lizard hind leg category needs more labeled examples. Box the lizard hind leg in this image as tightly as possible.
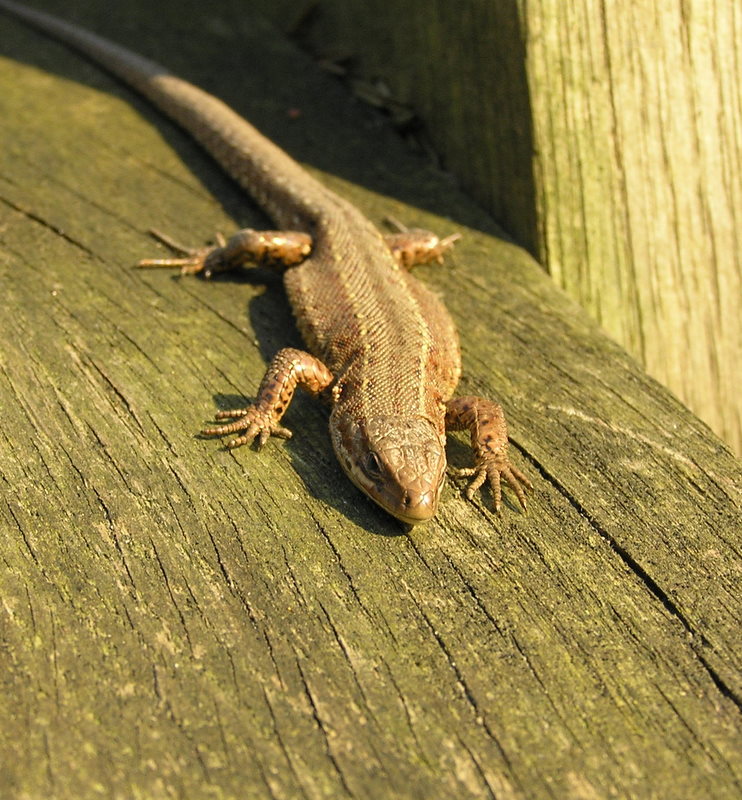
[445,395,532,512]
[137,228,313,278]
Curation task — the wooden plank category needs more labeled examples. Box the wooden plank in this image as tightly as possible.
[1,2,740,798]
[263,0,742,456]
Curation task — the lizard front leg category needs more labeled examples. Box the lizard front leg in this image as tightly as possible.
[204,348,333,448]
[446,396,532,512]
[137,228,312,277]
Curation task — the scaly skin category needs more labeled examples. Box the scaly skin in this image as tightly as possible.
[0,0,532,523]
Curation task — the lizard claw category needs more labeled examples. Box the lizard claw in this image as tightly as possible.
[450,454,532,512]
[202,405,293,449]
[445,396,532,514]
[136,229,227,277]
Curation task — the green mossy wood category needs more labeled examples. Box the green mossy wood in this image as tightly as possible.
[1,2,740,799]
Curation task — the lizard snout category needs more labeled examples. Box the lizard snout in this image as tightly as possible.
[396,489,438,524]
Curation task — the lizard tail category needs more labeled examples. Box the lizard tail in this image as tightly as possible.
[0,0,332,228]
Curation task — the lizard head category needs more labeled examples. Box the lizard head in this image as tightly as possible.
[330,413,447,524]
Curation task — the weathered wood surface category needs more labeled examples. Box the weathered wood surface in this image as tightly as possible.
[262,0,742,457]
[0,2,740,798]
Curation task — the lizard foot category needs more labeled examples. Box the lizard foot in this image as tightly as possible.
[201,348,331,450]
[202,406,293,449]
[137,229,227,277]
[445,396,532,514]
[450,453,533,513]
[383,217,461,270]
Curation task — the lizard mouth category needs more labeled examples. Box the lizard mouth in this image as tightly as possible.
[343,469,440,525]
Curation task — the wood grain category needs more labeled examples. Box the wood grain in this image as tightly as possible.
[1,2,740,798]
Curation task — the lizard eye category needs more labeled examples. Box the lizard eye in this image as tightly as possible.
[364,451,383,479]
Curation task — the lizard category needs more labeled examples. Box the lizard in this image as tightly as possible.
[0,1,532,525]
